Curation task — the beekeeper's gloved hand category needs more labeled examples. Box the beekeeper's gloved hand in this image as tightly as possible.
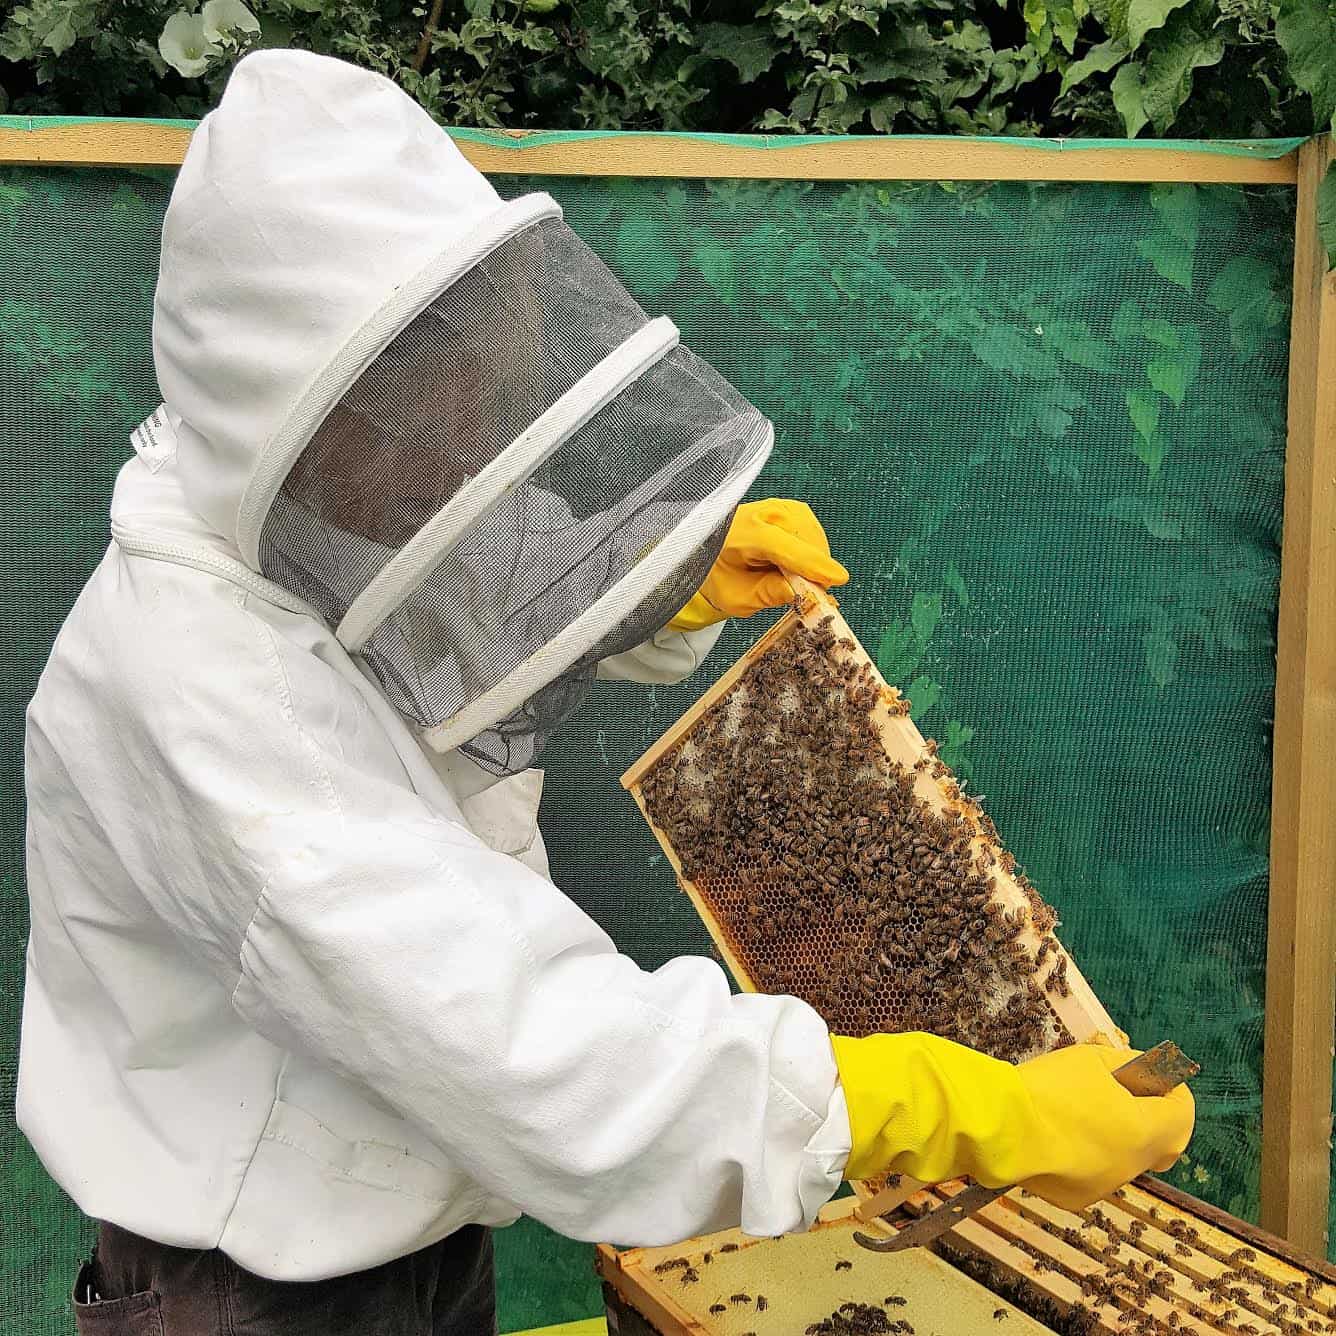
[667,499,849,632]
[831,1034,1195,1211]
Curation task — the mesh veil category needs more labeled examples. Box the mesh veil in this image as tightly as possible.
[258,213,771,773]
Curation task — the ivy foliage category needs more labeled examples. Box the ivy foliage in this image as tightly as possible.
[1,0,1334,143]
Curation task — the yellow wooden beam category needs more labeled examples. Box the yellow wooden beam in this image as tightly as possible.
[1262,133,1336,1256]
[0,119,1301,184]
[0,119,194,167]
[458,131,1300,185]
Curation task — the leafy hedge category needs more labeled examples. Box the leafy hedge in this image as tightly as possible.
[1,0,1334,145]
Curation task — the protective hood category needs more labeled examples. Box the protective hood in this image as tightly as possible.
[153,49,772,774]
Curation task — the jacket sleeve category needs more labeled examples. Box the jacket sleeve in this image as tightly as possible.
[122,581,848,1245]
[596,622,727,684]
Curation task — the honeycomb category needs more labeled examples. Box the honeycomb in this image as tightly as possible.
[621,1201,1055,1336]
[637,611,1076,1061]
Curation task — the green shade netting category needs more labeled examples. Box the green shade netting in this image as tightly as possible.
[0,155,1316,1335]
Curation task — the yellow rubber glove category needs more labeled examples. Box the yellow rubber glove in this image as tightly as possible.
[667,499,849,632]
[832,1033,1195,1212]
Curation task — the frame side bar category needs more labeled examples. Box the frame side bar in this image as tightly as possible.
[0,120,1302,184]
[1261,133,1336,1256]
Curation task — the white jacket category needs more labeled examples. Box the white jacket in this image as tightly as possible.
[16,49,850,1283]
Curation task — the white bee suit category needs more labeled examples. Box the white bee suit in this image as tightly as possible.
[17,48,849,1283]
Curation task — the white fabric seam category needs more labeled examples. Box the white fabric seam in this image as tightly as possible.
[256,1130,456,1206]
[765,1073,827,1130]
[216,1049,286,1248]
[250,604,345,821]
[111,526,322,621]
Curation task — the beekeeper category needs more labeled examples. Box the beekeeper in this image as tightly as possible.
[19,49,1193,1336]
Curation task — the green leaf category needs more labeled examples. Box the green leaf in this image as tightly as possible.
[615,216,678,296]
[944,720,975,748]
[1319,159,1336,268]
[1112,299,1145,343]
[256,14,295,47]
[944,563,971,608]
[1104,495,1147,523]
[1049,318,1118,371]
[1034,402,1074,438]
[877,619,923,683]
[1276,0,1336,130]
[1148,355,1186,402]
[1060,37,1130,94]
[1053,5,1079,51]
[1142,506,1182,539]
[939,718,976,777]
[1150,183,1200,245]
[1024,0,1048,35]
[906,675,944,719]
[1127,389,1160,441]
[1137,231,1194,289]
[697,22,778,84]
[1207,255,1270,311]
[1125,0,1192,51]
[1142,316,1181,349]
[1133,432,1167,474]
[969,324,1057,379]
[40,9,78,55]
[1147,330,1199,402]
[1139,11,1227,131]
[869,96,906,133]
[1208,255,1286,359]
[1215,609,1253,651]
[1111,60,1149,137]
[911,591,943,643]
[1143,630,1179,686]
[690,245,737,305]
[1045,447,1082,480]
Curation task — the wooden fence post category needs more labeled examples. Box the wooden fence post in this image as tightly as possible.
[1262,133,1336,1255]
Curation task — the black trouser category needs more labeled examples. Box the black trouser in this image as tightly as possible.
[73,1220,497,1335]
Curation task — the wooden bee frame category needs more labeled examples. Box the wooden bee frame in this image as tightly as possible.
[596,1194,1056,1336]
[622,577,1127,1218]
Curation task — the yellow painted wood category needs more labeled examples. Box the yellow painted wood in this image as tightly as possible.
[505,1320,607,1336]
[1262,133,1336,1256]
[0,120,1301,184]
[605,1196,1049,1335]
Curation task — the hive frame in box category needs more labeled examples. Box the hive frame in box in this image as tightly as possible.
[1,120,1330,1252]
[620,577,1126,1220]
[595,1194,1054,1336]
[899,1176,1336,1335]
